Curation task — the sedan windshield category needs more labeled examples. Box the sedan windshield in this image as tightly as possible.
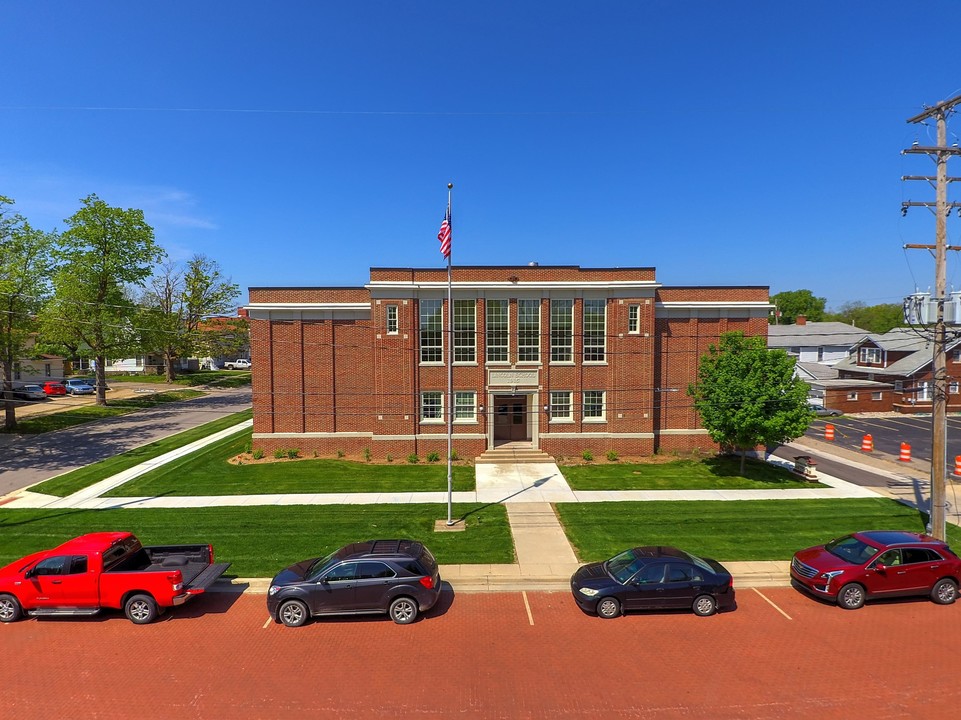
[606,549,642,584]
[825,535,878,564]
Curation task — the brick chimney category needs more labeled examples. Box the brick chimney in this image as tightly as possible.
[796,315,807,325]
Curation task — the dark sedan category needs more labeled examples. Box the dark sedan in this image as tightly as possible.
[267,539,442,627]
[571,546,736,618]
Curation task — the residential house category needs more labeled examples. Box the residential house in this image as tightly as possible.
[767,317,870,365]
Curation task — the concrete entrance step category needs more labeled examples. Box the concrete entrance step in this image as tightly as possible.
[475,448,556,464]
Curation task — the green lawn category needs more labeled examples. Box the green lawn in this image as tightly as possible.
[30,410,253,497]
[556,497,961,562]
[560,456,824,490]
[8,389,205,434]
[104,370,250,388]
[105,432,476,496]
[0,504,512,577]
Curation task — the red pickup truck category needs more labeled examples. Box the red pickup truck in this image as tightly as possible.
[0,532,231,624]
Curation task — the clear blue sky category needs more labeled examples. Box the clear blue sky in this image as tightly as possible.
[2,1,960,310]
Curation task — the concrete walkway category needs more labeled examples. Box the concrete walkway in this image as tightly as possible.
[1,428,903,592]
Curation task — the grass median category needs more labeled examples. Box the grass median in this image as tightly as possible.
[9,389,205,434]
[0,504,512,577]
[104,432,476,496]
[556,497,961,562]
[30,410,254,497]
[560,456,824,490]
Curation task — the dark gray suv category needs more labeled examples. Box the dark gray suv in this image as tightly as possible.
[267,539,442,627]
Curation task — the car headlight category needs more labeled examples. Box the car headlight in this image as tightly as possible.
[820,570,845,580]
[268,585,281,596]
[578,587,600,597]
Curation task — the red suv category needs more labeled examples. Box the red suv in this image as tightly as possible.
[792,530,961,609]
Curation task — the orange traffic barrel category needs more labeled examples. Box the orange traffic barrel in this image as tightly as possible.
[955,456,961,477]
[861,434,874,452]
[899,442,911,462]
[824,424,835,441]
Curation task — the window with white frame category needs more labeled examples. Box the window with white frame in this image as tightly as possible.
[549,391,573,421]
[847,391,858,401]
[550,299,574,362]
[386,305,398,334]
[859,347,882,364]
[894,380,903,392]
[421,391,443,421]
[419,299,443,363]
[583,390,605,420]
[628,304,640,334]
[454,299,476,363]
[872,392,883,400]
[486,299,509,363]
[583,299,606,362]
[951,381,959,394]
[454,391,476,421]
[518,299,540,362]
[917,381,932,401]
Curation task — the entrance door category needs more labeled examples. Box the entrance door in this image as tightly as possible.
[493,396,529,443]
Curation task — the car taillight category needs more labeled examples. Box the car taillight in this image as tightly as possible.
[208,544,214,563]
[167,571,183,591]
[419,576,434,590]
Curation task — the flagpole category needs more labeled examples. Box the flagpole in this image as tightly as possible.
[445,182,454,526]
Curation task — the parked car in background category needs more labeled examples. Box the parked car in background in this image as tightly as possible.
[63,378,95,395]
[11,384,47,401]
[41,381,66,397]
[570,546,736,618]
[223,359,251,370]
[267,539,442,627]
[810,404,842,417]
[791,530,961,609]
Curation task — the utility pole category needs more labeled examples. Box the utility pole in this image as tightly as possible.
[902,93,961,540]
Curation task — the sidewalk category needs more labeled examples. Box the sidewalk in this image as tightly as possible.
[3,429,891,593]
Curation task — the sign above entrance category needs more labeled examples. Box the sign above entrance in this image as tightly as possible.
[488,368,539,387]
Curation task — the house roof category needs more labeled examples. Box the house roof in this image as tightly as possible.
[795,362,840,381]
[767,321,870,348]
[833,328,961,378]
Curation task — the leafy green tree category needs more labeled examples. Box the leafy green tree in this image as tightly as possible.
[770,289,826,324]
[0,196,57,430]
[41,194,164,405]
[688,332,812,472]
[140,255,239,381]
[824,301,903,334]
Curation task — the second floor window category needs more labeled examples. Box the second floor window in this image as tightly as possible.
[583,299,606,362]
[859,347,882,364]
[386,305,398,334]
[486,299,509,363]
[420,299,443,363]
[551,299,574,362]
[518,299,540,362]
[628,304,640,334]
[454,299,476,363]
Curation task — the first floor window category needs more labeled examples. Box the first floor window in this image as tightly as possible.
[872,392,883,400]
[421,391,443,421]
[916,382,932,401]
[583,390,605,420]
[847,391,858,401]
[454,391,476,421]
[951,381,960,395]
[549,391,572,420]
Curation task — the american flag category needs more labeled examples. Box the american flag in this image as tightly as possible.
[437,205,451,259]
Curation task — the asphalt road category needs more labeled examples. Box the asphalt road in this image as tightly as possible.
[0,387,251,496]
[3,588,959,719]
[807,414,961,464]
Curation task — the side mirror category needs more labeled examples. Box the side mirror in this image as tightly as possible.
[874,564,886,573]
[24,568,36,579]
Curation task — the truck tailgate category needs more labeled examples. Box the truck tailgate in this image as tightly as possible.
[185,562,231,592]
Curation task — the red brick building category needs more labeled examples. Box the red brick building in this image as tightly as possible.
[247,266,770,459]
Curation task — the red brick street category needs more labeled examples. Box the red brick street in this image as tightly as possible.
[4,587,960,719]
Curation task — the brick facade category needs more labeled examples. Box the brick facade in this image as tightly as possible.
[247,266,770,459]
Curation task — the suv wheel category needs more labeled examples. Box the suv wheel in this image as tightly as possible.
[837,583,866,610]
[0,594,22,623]
[388,596,418,624]
[279,599,309,627]
[931,578,958,605]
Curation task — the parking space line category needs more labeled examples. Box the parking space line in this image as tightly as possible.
[751,588,792,620]
[521,591,534,626]
[263,616,272,629]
